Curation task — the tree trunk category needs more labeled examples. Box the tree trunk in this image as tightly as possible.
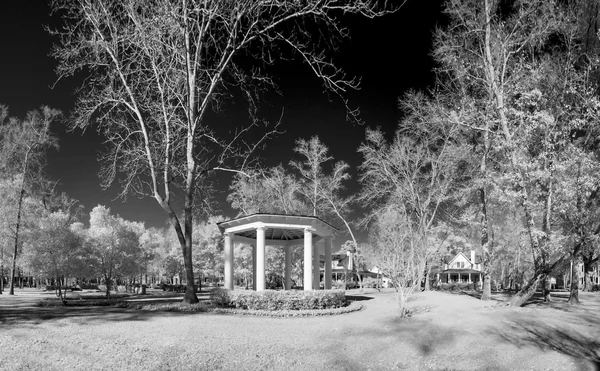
[582,260,594,292]
[584,271,593,292]
[478,134,492,300]
[160,198,198,303]
[542,275,552,302]
[509,273,543,307]
[343,266,348,290]
[9,188,26,295]
[567,256,580,305]
[424,262,432,291]
[105,275,111,298]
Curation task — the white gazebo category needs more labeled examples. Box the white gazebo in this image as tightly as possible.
[217,214,338,291]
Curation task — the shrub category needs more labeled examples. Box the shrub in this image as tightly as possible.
[437,282,475,291]
[592,284,599,292]
[362,277,381,289]
[210,289,347,310]
[332,279,359,290]
[137,302,211,312]
[36,297,128,307]
[77,283,99,290]
[332,281,344,289]
[212,301,363,317]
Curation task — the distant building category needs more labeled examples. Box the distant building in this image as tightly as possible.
[437,249,482,287]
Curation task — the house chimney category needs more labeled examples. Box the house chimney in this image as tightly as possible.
[471,250,475,266]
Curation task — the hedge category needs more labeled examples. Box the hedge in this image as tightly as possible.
[210,288,347,310]
[212,301,363,317]
[437,282,477,291]
[132,300,362,317]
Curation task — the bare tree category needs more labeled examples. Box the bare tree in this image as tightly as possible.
[0,106,60,295]
[228,165,309,216]
[290,136,333,217]
[358,96,468,316]
[50,0,398,303]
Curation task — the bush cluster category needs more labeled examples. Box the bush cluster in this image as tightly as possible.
[136,302,211,312]
[36,297,128,307]
[212,301,362,317]
[332,280,359,290]
[362,277,382,289]
[210,289,347,310]
[436,282,477,291]
[77,283,99,290]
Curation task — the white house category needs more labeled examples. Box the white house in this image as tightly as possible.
[437,249,483,286]
[368,266,392,288]
[562,261,600,289]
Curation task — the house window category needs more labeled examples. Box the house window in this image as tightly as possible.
[455,261,464,269]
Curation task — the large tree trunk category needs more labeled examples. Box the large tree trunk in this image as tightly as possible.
[584,270,593,292]
[424,262,432,291]
[478,111,492,301]
[509,273,543,307]
[567,256,580,305]
[542,275,552,302]
[105,275,111,298]
[181,181,199,303]
[160,198,198,303]
[9,188,26,295]
[582,259,595,292]
[343,266,348,290]
[356,272,363,292]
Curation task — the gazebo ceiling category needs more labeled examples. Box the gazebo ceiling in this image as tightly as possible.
[236,227,306,241]
[217,213,339,240]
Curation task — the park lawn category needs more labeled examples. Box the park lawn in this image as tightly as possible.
[0,288,598,371]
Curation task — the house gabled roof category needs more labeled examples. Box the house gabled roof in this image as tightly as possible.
[447,251,473,267]
[442,268,481,274]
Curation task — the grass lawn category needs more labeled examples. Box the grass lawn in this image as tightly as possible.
[0,288,598,370]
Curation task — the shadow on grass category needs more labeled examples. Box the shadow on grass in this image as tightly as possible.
[0,292,215,327]
[318,315,474,370]
[345,295,374,302]
[491,317,600,370]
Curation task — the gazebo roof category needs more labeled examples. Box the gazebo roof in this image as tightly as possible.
[217,213,339,241]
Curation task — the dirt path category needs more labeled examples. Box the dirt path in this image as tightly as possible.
[1,288,598,370]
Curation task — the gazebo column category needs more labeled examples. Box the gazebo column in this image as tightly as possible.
[313,244,320,290]
[224,233,233,290]
[324,236,332,289]
[285,245,292,290]
[252,244,257,291]
[304,228,313,291]
[256,226,266,291]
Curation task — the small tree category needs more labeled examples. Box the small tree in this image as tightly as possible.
[24,212,84,303]
[291,136,363,290]
[291,137,333,217]
[0,105,60,295]
[368,207,429,317]
[359,95,467,316]
[234,244,253,289]
[85,205,144,297]
[193,215,225,285]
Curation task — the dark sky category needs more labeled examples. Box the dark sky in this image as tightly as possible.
[0,0,443,245]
